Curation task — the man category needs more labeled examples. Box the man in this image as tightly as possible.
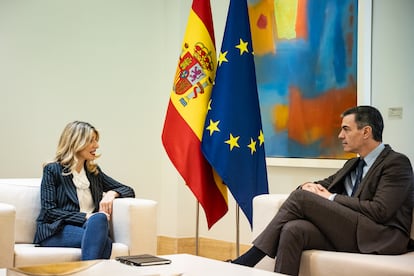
[232,106,414,276]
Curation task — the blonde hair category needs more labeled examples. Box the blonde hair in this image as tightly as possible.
[48,121,100,175]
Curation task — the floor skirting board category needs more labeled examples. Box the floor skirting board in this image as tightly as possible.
[157,236,250,261]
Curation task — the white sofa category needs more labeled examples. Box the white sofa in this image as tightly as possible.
[253,194,414,276]
[0,178,158,268]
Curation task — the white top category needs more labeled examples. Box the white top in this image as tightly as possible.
[72,168,95,214]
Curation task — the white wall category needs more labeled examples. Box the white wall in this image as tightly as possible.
[0,0,412,246]
[371,0,414,163]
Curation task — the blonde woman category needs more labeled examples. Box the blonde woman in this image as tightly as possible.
[34,121,135,260]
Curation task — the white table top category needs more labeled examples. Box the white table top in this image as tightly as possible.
[4,254,283,276]
[129,254,282,276]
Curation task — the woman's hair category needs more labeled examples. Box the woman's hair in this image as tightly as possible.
[47,121,100,175]
[341,105,384,142]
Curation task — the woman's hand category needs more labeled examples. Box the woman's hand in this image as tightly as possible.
[99,190,119,216]
[86,212,110,221]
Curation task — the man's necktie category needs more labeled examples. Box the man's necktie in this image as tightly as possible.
[351,158,365,196]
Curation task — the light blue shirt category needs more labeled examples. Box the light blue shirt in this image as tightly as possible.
[331,143,385,199]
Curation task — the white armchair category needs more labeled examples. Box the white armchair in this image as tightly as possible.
[0,178,157,268]
[252,194,414,276]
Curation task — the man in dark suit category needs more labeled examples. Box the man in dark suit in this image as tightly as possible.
[232,106,414,276]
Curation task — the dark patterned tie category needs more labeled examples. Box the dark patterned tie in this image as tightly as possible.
[351,158,365,196]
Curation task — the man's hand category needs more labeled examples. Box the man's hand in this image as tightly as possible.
[99,190,119,216]
[301,182,332,199]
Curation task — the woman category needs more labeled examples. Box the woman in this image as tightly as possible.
[33,121,135,260]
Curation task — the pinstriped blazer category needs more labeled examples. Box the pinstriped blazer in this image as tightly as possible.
[33,162,135,244]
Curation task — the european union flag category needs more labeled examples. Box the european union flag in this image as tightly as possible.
[201,0,269,226]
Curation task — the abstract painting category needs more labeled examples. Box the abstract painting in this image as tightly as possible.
[248,0,358,159]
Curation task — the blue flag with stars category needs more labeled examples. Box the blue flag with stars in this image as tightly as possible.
[201,0,269,226]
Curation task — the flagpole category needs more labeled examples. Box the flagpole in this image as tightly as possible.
[195,200,200,256]
[236,203,240,257]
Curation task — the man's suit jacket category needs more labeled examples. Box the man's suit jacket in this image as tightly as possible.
[34,162,135,244]
[316,144,414,254]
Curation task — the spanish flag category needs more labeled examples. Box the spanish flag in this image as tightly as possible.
[162,0,228,228]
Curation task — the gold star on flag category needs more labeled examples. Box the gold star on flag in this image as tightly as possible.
[247,138,257,154]
[225,133,240,151]
[235,38,249,55]
[218,51,228,66]
[258,130,265,146]
[206,120,220,136]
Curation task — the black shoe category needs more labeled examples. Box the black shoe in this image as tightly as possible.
[224,259,233,263]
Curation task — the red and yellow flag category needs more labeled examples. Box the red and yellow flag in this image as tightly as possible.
[161,0,228,228]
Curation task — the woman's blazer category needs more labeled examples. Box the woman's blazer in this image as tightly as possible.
[34,162,135,244]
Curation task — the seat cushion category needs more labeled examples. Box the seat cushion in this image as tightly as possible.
[255,250,414,276]
[305,250,414,276]
[14,244,81,267]
[14,243,129,267]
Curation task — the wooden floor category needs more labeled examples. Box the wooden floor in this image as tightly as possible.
[157,236,250,261]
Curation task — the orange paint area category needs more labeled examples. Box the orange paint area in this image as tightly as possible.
[272,82,357,158]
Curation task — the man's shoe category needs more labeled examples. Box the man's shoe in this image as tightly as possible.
[224,259,233,263]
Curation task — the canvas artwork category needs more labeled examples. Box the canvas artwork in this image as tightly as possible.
[248,0,358,159]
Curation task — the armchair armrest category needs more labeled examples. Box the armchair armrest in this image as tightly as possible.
[0,203,16,268]
[111,198,157,255]
[252,194,289,240]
